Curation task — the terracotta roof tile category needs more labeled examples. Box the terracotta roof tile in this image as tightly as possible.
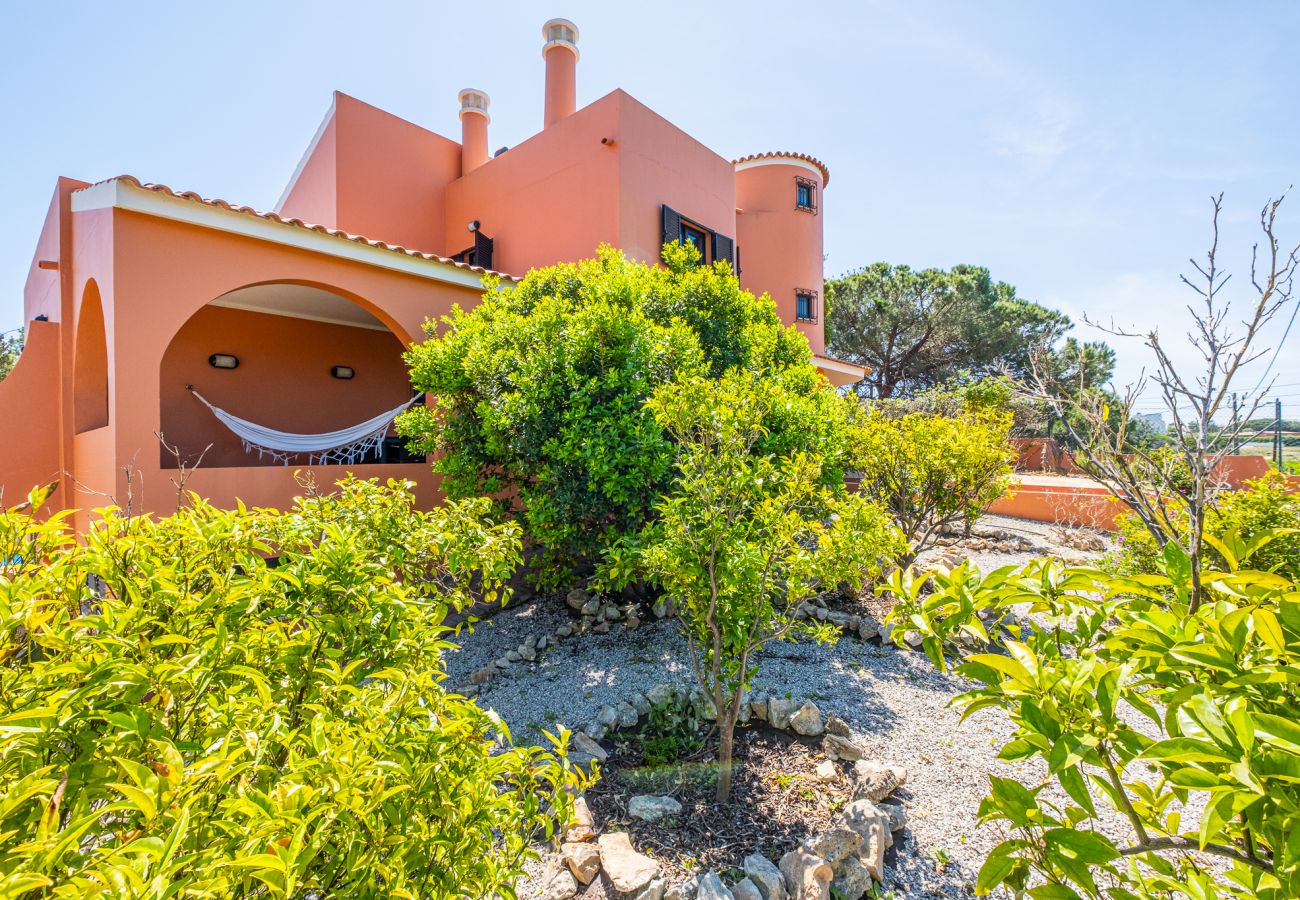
[732,152,830,187]
[78,175,522,282]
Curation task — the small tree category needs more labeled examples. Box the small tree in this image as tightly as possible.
[848,397,1015,562]
[635,369,902,802]
[1020,193,1299,612]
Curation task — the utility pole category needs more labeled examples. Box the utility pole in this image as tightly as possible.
[1230,392,1240,454]
[1277,398,1285,470]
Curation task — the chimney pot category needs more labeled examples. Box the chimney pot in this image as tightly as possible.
[458,88,491,174]
[542,18,578,128]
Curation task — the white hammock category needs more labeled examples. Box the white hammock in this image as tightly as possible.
[189,388,423,466]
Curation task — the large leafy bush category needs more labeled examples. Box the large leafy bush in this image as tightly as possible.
[848,398,1015,562]
[631,369,903,801]
[0,479,584,897]
[883,536,1300,899]
[398,243,818,587]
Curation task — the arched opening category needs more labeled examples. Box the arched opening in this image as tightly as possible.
[158,282,419,469]
[74,280,109,433]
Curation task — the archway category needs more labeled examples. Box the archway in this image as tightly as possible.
[158,282,417,468]
[74,280,109,433]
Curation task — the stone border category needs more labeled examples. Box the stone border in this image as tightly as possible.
[537,682,911,900]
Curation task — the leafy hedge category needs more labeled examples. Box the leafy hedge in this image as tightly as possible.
[0,479,584,898]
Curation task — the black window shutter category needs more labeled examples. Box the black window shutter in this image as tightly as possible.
[661,205,682,253]
[735,244,741,275]
[712,232,734,269]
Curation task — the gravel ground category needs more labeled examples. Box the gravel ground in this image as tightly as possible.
[442,516,1116,898]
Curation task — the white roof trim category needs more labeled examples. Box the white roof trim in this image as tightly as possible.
[734,156,824,181]
[274,96,337,213]
[71,178,489,290]
[813,353,867,386]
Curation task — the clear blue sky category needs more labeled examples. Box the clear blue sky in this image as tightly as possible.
[3,1,1298,413]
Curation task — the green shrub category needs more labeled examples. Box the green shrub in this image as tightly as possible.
[882,539,1300,899]
[398,243,818,588]
[637,695,704,769]
[848,401,1015,562]
[1109,471,1300,580]
[0,479,585,898]
[632,369,903,801]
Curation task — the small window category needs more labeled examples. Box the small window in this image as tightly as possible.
[679,221,710,262]
[795,177,817,213]
[796,291,817,322]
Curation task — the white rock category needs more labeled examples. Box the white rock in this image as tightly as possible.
[593,621,611,634]
[815,760,838,783]
[878,799,907,833]
[742,853,786,900]
[572,731,608,762]
[830,855,873,900]
[731,878,762,900]
[506,649,522,663]
[604,605,623,621]
[562,841,602,884]
[789,701,824,736]
[635,877,667,900]
[822,733,864,762]
[647,682,675,706]
[852,761,904,801]
[800,824,862,865]
[665,875,699,900]
[696,871,733,900]
[564,795,596,843]
[519,644,537,662]
[615,701,639,728]
[825,714,851,737]
[598,832,662,896]
[750,697,769,721]
[566,588,587,610]
[839,801,890,882]
[779,848,832,900]
[902,629,924,650]
[538,866,579,900]
[628,794,682,822]
[768,696,799,730]
[581,597,601,616]
[630,691,652,716]
[598,705,620,728]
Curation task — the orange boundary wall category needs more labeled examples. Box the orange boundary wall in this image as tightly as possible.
[987,476,1123,531]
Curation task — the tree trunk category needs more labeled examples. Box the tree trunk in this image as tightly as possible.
[715,710,736,803]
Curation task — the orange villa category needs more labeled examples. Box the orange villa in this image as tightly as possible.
[0,18,863,525]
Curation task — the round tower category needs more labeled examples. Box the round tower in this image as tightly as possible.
[733,152,829,355]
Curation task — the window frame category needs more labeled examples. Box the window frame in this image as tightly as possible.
[679,219,712,263]
[795,176,818,214]
[795,289,818,322]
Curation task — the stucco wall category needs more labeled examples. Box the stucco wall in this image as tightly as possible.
[444,90,622,274]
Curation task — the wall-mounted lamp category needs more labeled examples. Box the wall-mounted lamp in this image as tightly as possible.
[467,219,481,233]
[331,366,355,380]
[209,353,239,370]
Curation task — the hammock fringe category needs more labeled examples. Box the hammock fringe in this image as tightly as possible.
[188,389,422,466]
